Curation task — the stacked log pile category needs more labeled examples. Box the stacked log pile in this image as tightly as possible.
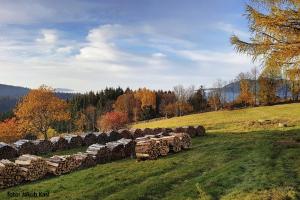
[86,144,110,164]
[50,136,69,151]
[0,159,23,189]
[81,133,97,146]
[153,128,163,135]
[142,128,154,136]
[170,133,191,149]
[0,142,18,160]
[106,141,125,161]
[46,155,80,175]
[13,140,36,155]
[15,154,47,181]
[97,132,108,145]
[118,138,136,157]
[106,130,122,142]
[195,125,206,136]
[161,135,181,153]
[135,139,158,161]
[130,128,144,139]
[32,140,53,154]
[64,135,83,148]
[118,129,133,139]
[72,152,96,168]
[151,138,169,156]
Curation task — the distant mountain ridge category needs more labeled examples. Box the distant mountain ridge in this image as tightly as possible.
[0,84,74,113]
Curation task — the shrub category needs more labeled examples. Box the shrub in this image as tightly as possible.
[97,111,128,131]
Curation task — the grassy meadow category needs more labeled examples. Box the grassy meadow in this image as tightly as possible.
[1,103,300,200]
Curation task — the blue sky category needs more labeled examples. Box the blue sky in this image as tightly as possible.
[0,0,255,92]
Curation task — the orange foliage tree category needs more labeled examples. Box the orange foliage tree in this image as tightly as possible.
[0,118,24,143]
[14,86,70,140]
[134,88,156,109]
[97,111,128,131]
[237,79,253,106]
[114,93,138,122]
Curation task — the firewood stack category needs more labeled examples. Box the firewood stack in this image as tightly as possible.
[106,130,122,142]
[135,139,158,161]
[195,125,206,136]
[131,128,144,139]
[153,128,163,135]
[81,132,97,146]
[118,129,133,139]
[143,128,154,136]
[50,136,69,151]
[86,144,110,164]
[0,159,23,189]
[170,133,191,149]
[117,138,135,157]
[106,141,125,161]
[64,135,83,148]
[46,155,80,175]
[161,135,181,153]
[72,152,96,168]
[13,140,36,155]
[32,140,53,154]
[0,142,18,160]
[96,132,108,145]
[15,154,48,181]
[150,138,169,156]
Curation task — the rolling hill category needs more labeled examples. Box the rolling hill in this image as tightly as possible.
[0,103,299,199]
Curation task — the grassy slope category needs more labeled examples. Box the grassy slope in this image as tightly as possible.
[1,103,300,200]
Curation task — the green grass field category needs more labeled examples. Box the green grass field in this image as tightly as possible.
[1,103,300,200]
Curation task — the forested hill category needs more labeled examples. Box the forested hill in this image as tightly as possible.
[0,84,73,113]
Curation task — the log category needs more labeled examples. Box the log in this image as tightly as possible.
[169,132,191,149]
[81,132,97,146]
[195,125,206,136]
[15,154,47,181]
[63,134,83,148]
[106,130,122,142]
[32,139,53,154]
[153,128,163,135]
[96,132,108,145]
[161,135,181,153]
[117,138,136,157]
[106,141,125,161]
[46,155,80,175]
[72,152,96,168]
[135,140,158,161]
[142,128,154,136]
[130,128,144,139]
[13,140,36,155]
[0,159,23,189]
[50,136,69,151]
[150,138,169,156]
[118,129,133,139]
[0,142,18,160]
[86,144,110,164]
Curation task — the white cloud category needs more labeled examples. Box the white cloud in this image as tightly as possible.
[152,52,167,58]
[36,29,58,44]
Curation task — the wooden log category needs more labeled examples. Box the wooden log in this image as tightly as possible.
[15,154,47,181]
[46,155,80,175]
[0,142,18,160]
[142,128,154,136]
[32,139,53,154]
[96,132,108,145]
[118,129,133,139]
[106,130,122,142]
[0,159,23,189]
[50,136,69,151]
[117,138,136,157]
[161,135,181,153]
[135,140,158,161]
[80,132,97,146]
[130,128,144,139]
[13,139,36,155]
[106,141,125,161]
[72,152,96,168]
[185,126,197,138]
[86,144,110,164]
[195,125,206,136]
[169,132,191,149]
[63,134,83,148]
[150,138,169,156]
[153,128,163,135]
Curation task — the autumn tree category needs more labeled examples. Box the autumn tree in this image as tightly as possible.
[258,68,280,105]
[236,73,254,106]
[0,118,24,143]
[134,88,156,109]
[14,86,70,140]
[189,86,207,112]
[173,85,195,116]
[97,111,128,131]
[287,67,300,100]
[114,92,138,122]
[231,0,300,73]
[84,105,97,131]
[75,112,88,132]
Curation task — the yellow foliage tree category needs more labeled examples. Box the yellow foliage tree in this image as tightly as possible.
[237,79,254,106]
[14,86,70,140]
[134,88,156,109]
[231,0,300,72]
[0,118,24,143]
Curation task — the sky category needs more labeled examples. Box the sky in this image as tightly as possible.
[0,0,256,92]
